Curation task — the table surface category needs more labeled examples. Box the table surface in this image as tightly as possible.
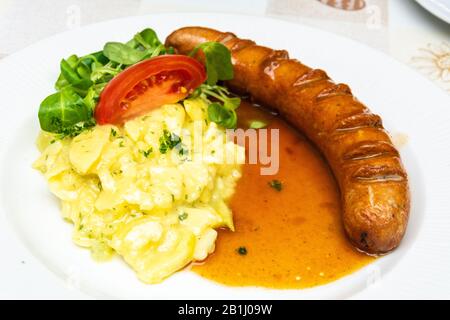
[0,0,449,93]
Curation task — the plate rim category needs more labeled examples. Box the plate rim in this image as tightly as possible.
[415,0,450,23]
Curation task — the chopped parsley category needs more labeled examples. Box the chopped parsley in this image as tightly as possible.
[159,129,181,154]
[268,179,283,191]
[237,246,248,255]
[178,145,188,156]
[178,212,188,221]
[110,128,117,137]
[58,119,96,139]
[140,147,153,158]
[112,169,123,176]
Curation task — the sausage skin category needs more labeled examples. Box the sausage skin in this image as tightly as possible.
[166,27,410,255]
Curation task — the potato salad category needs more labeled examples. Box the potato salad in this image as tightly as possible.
[33,27,245,283]
[34,99,244,283]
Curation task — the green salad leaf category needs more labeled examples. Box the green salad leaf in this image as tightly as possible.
[248,120,268,129]
[60,57,82,84]
[208,102,237,129]
[38,28,167,137]
[83,83,107,111]
[192,84,240,129]
[188,42,239,128]
[103,42,149,65]
[132,28,162,49]
[104,28,167,65]
[38,87,94,137]
[190,42,234,86]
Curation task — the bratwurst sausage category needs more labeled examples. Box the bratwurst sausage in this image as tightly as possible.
[166,27,410,254]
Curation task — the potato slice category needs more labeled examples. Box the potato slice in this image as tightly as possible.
[178,207,222,236]
[135,226,195,283]
[112,217,195,283]
[69,125,111,174]
[184,98,208,121]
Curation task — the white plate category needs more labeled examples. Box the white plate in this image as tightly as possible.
[0,13,449,300]
[415,0,450,23]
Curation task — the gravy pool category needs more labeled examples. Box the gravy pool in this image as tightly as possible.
[193,101,374,289]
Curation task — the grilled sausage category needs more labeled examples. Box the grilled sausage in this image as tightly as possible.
[166,27,410,254]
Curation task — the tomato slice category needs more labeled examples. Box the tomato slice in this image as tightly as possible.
[94,55,206,124]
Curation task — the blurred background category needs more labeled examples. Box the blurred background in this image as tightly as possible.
[0,0,448,92]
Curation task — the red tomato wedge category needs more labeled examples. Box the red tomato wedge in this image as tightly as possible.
[94,55,206,124]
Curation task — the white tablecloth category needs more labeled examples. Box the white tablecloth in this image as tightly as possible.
[0,0,449,92]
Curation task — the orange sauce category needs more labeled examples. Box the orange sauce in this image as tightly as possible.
[193,101,374,289]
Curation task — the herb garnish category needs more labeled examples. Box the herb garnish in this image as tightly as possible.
[178,145,188,156]
[237,246,248,255]
[249,120,268,129]
[159,130,182,154]
[178,212,189,221]
[140,147,153,158]
[269,180,283,191]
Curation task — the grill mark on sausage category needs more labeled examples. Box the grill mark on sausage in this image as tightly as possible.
[352,165,406,183]
[335,113,383,131]
[293,69,330,88]
[316,110,374,138]
[231,39,256,52]
[316,83,353,101]
[343,141,399,161]
[355,174,405,183]
[217,32,237,44]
